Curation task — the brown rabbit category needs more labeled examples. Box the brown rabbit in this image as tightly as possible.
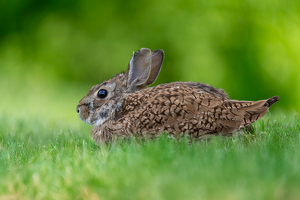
[77,48,278,144]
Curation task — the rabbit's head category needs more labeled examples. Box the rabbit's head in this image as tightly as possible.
[77,48,164,126]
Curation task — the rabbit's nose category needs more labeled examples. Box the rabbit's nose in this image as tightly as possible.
[76,106,80,113]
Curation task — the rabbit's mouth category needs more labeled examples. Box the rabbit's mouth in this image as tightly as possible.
[77,102,112,127]
[78,113,95,126]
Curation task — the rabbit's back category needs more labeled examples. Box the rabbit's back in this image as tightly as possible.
[116,82,232,138]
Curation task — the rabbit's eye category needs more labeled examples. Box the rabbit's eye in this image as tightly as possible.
[97,89,108,99]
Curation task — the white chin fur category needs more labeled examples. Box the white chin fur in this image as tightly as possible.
[93,118,105,126]
[79,116,92,126]
[79,110,106,126]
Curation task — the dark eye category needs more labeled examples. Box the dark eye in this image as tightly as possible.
[97,89,108,99]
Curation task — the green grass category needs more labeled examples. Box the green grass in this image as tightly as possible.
[1,114,300,200]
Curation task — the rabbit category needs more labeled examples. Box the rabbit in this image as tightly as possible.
[77,48,279,144]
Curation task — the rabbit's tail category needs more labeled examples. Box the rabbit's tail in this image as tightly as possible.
[264,96,279,108]
[220,96,279,130]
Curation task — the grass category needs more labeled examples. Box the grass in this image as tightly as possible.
[1,113,300,200]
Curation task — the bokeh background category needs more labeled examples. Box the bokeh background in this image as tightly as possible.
[1,0,299,126]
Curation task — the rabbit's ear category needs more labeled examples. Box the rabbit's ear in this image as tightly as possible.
[145,49,164,86]
[126,48,152,90]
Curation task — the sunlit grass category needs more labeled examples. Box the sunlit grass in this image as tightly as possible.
[0,113,300,200]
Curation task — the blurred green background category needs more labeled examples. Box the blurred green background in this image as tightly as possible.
[0,0,299,124]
